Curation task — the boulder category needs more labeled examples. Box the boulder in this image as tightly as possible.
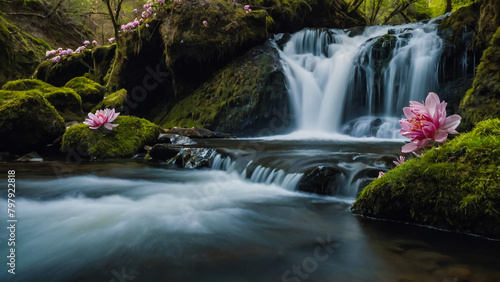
[2,79,83,122]
[353,119,500,239]
[92,89,128,112]
[157,134,197,145]
[64,76,105,112]
[297,166,343,195]
[0,90,66,154]
[61,116,160,159]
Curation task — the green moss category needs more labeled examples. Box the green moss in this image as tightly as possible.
[353,119,500,238]
[0,15,50,87]
[2,79,83,122]
[0,89,65,153]
[460,27,500,130]
[61,116,160,160]
[158,42,287,134]
[64,76,105,112]
[92,89,128,112]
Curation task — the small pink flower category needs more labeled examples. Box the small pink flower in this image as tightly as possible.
[51,55,61,63]
[133,8,138,13]
[393,156,405,166]
[202,20,208,26]
[378,171,385,178]
[84,40,90,46]
[109,37,115,43]
[244,5,250,11]
[83,108,120,130]
[146,23,150,27]
[133,18,140,27]
[399,92,461,153]
[92,40,98,46]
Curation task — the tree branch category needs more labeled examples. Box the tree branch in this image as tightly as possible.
[382,0,418,25]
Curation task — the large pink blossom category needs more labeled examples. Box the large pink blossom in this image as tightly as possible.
[83,108,120,130]
[399,92,461,153]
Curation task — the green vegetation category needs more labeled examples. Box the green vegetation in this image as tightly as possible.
[61,115,160,159]
[460,27,500,130]
[0,89,65,153]
[92,88,128,112]
[353,119,500,238]
[64,76,105,111]
[2,79,83,122]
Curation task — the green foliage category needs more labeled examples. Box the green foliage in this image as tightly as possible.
[353,119,500,238]
[61,115,160,159]
[460,27,500,130]
[92,88,127,112]
[2,79,83,122]
[0,89,66,153]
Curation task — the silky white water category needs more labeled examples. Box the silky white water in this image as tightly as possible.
[278,19,445,138]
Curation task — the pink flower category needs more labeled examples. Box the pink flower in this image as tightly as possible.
[109,37,115,43]
[133,18,140,27]
[393,156,405,166]
[46,50,57,57]
[51,55,61,63]
[399,92,461,153]
[244,5,250,11]
[133,8,138,13]
[84,40,90,46]
[83,108,120,130]
[92,40,98,46]
[202,20,208,26]
[146,23,149,27]
[378,171,385,178]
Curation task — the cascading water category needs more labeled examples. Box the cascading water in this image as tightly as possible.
[277,19,445,138]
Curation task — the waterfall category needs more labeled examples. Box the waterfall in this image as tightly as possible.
[211,154,303,191]
[277,20,445,138]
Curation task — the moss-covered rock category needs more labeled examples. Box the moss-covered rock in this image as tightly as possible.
[0,15,51,87]
[0,90,65,154]
[2,79,83,122]
[92,89,128,112]
[155,41,290,136]
[352,119,500,239]
[460,27,500,130]
[61,116,160,159]
[34,45,116,87]
[64,76,105,112]
[472,0,500,51]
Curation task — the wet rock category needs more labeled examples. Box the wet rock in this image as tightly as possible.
[347,26,365,37]
[167,148,217,169]
[162,127,233,138]
[157,134,197,145]
[149,144,180,161]
[15,152,43,162]
[297,166,343,195]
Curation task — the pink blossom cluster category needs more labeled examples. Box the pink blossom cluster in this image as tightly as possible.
[378,92,461,178]
[121,0,165,33]
[46,39,100,63]
[244,4,252,13]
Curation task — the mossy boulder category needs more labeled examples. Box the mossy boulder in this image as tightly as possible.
[2,79,83,122]
[472,0,500,51]
[64,77,105,112]
[352,119,500,239]
[34,44,116,87]
[0,90,65,154]
[155,41,290,136]
[460,27,500,130]
[0,15,51,87]
[92,89,128,112]
[61,116,160,159]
